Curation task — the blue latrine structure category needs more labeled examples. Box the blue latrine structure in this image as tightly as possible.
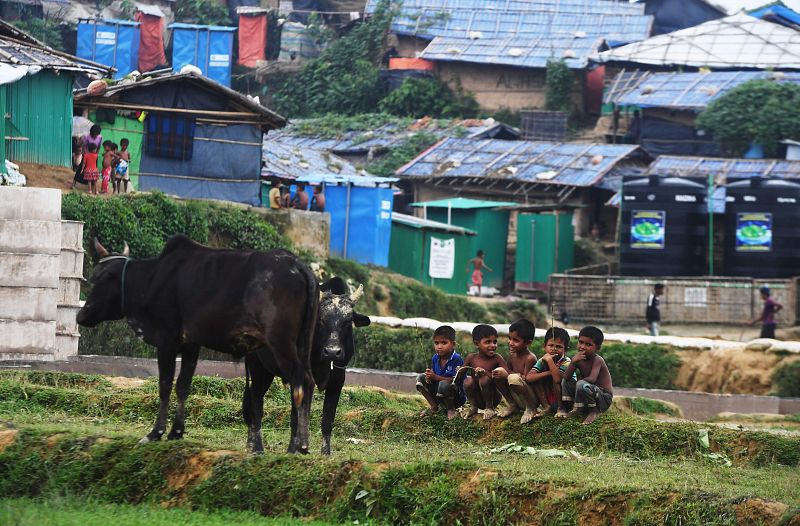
[168,23,236,87]
[76,18,141,78]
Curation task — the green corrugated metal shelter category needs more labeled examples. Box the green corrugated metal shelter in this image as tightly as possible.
[515,211,574,292]
[0,20,111,173]
[389,212,477,295]
[411,197,515,291]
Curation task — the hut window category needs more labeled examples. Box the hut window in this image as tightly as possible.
[145,113,196,161]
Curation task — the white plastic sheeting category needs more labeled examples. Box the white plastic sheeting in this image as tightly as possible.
[0,63,40,86]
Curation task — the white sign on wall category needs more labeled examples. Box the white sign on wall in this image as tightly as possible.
[429,237,455,279]
[684,287,707,308]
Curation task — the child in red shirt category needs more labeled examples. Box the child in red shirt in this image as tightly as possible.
[83,143,100,194]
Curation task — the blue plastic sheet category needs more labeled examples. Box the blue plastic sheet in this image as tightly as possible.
[327,185,394,266]
[170,24,236,87]
[76,19,140,78]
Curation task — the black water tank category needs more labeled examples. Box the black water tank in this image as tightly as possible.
[723,177,800,278]
[620,176,708,276]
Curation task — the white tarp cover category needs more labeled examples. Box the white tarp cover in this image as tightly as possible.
[594,13,800,69]
[705,0,800,15]
[0,63,38,86]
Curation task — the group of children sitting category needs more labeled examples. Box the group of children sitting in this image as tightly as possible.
[415,321,613,425]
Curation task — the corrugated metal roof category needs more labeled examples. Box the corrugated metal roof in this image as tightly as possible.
[262,139,361,180]
[372,7,652,43]
[366,0,645,16]
[296,173,398,186]
[645,155,800,180]
[609,70,800,110]
[396,138,641,187]
[411,197,517,209]
[706,0,800,15]
[421,35,603,69]
[594,13,800,69]
[0,22,111,75]
[392,211,477,234]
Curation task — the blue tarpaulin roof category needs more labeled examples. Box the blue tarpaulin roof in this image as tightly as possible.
[262,139,361,179]
[296,173,398,186]
[366,6,652,44]
[366,0,645,15]
[645,155,800,180]
[750,4,800,28]
[421,35,603,69]
[396,138,642,187]
[610,70,800,110]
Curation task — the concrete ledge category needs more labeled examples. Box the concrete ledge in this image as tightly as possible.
[0,287,57,321]
[58,278,82,305]
[60,221,84,251]
[0,187,60,221]
[0,219,62,255]
[0,319,56,352]
[0,253,60,288]
[1,356,798,421]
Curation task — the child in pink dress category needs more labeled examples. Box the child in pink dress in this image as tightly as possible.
[83,143,100,195]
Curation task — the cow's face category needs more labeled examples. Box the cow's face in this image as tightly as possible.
[76,239,130,328]
[317,283,370,361]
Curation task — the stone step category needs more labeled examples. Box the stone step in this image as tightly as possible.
[0,287,57,321]
[56,304,81,335]
[0,319,56,353]
[58,277,82,305]
[55,332,80,360]
[59,248,85,278]
[0,187,60,221]
[0,253,60,288]
[0,219,62,255]
[61,221,84,251]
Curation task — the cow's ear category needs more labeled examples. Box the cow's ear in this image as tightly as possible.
[353,312,371,327]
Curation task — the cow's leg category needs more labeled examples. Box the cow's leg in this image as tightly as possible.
[321,366,345,455]
[140,347,177,444]
[287,392,299,454]
[168,344,200,440]
[244,353,274,454]
[289,365,314,454]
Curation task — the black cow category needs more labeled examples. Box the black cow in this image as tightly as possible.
[243,276,370,455]
[76,235,319,453]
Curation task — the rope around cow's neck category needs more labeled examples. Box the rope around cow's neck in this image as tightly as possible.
[97,255,131,316]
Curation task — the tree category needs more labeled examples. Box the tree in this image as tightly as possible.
[544,59,574,112]
[696,79,800,157]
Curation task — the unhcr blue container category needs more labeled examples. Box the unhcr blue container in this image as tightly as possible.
[76,19,141,78]
[169,23,236,87]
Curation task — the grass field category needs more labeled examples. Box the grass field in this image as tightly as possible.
[0,371,798,525]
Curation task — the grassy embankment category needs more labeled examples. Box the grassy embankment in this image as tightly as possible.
[0,371,798,525]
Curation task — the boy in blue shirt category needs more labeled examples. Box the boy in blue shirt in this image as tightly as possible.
[415,325,465,420]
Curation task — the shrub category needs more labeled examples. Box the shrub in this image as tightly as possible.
[544,59,574,112]
[601,344,681,390]
[385,280,487,321]
[696,79,800,157]
[378,77,478,119]
[352,325,434,372]
[366,131,439,177]
[772,361,800,397]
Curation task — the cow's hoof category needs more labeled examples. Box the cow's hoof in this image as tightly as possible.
[297,445,309,455]
[250,448,265,456]
[321,446,331,456]
[167,430,184,440]
[287,443,298,454]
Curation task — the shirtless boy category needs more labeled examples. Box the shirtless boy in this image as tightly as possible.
[463,324,507,420]
[527,327,574,419]
[491,319,538,423]
[558,326,613,425]
[466,250,492,295]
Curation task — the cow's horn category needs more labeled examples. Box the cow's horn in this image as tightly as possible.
[349,283,364,303]
[94,238,109,258]
[122,242,130,257]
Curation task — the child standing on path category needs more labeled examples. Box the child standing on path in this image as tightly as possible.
[558,326,613,425]
[82,143,100,195]
[750,287,783,339]
[101,141,114,194]
[115,138,131,194]
[527,327,574,419]
[466,250,492,296]
[490,319,538,423]
[415,325,465,420]
[463,324,507,420]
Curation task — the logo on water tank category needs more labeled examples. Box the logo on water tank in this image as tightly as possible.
[674,194,697,202]
[630,210,665,250]
[736,212,772,252]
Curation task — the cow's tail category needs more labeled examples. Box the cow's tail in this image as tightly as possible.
[242,359,252,426]
[293,261,319,407]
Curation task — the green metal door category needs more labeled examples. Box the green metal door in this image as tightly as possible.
[515,212,574,291]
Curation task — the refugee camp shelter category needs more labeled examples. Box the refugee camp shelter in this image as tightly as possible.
[594,13,800,70]
[366,0,653,112]
[606,70,800,156]
[629,0,724,34]
[389,212,477,295]
[296,174,397,266]
[74,72,286,205]
[411,197,515,290]
[397,138,647,237]
[0,20,110,172]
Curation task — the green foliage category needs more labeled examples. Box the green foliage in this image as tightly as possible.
[544,59,574,112]
[273,1,393,117]
[10,18,66,52]
[378,77,479,118]
[489,108,521,127]
[772,360,800,397]
[385,279,487,321]
[352,325,434,372]
[365,131,439,176]
[697,79,800,157]
[601,343,681,390]
[626,397,680,417]
[573,238,611,268]
[175,0,230,26]
[290,113,413,138]
[324,257,371,288]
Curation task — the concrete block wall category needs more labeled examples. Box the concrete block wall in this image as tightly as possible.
[0,187,83,361]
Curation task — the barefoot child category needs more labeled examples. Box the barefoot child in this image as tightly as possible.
[83,143,100,194]
[491,319,538,423]
[415,325,465,420]
[114,138,131,194]
[526,327,574,419]
[101,140,114,194]
[463,324,507,420]
[558,326,613,425]
[466,250,492,296]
